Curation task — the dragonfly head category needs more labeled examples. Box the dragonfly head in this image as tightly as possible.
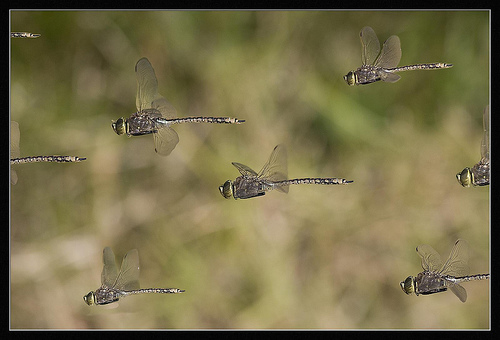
[219,180,234,199]
[343,71,357,86]
[456,168,473,187]
[111,118,127,135]
[83,291,96,306]
[400,276,415,295]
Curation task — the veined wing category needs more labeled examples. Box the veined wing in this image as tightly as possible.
[439,239,469,278]
[257,144,288,193]
[416,244,443,273]
[101,247,119,289]
[113,249,140,291]
[135,58,177,119]
[480,106,489,164]
[11,121,20,159]
[153,125,179,156]
[374,35,401,69]
[232,162,259,177]
[258,144,288,181]
[448,283,468,303]
[360,26,381,66]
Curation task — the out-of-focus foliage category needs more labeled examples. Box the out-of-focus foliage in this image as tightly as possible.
[10,11,489,329]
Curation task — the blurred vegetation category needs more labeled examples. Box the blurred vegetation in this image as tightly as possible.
[10,11,489,329]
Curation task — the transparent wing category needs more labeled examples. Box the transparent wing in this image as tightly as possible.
[11,169,18,185]
[232,162,259,177]
[101,247,119,288]
[439,239,470,278]
[480,106,489,164]
[416,244,443,272]
[258,144,289,193]
[152,97,177,120]
[11,121,20,159]
[379,70,401,83]
[135,57,159,111]
[449,283,467,303]
[113,249,141,291]
[258,144,288,182]
[374,35,401,69]
[360,26,380,66]
[136,58,177,119]
[153,126,179,156]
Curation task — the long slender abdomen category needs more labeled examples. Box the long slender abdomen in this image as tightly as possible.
[389,63,453,72]
[11,156,86,164]
[276,178,353,186]
[453,273,490,283]
[167,117,245,124]
[126,288,185,295]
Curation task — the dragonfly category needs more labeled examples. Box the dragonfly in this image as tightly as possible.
[219,144,353,199]
[11,32,41,38]
[456,106,490,187]
[400,239,489,303]
[112,57,245,156]
[10,121,86,185]
[344,26,453,86]
[83,247,185,306]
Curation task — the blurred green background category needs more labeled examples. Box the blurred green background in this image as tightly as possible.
[10,11,489,329]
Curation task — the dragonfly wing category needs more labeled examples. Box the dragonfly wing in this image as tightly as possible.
[360,26,380,66]
[374,35,401,69]
[379,70,401,83]
[480,106,489,163]
[439,239,470,277]
[153,126,179,156]
[11,169,18,185]
[258,144,288,182]
[113,249,141,291]
[152,97,177,120]
[232,162,259,177]
[135,57,161,111]
[449,282,467,303]
[416,244,443,272]
[11,121,20,159]
[101,247,119,288]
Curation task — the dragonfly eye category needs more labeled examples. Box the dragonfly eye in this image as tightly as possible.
[344,71,356,86]
[400,276,415,295]
[456,168,472,187]
[219,180,233,199]
[111,118,127,135]
[83,291,96,305]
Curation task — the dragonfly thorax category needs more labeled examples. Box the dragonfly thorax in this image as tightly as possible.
[400,276,415,295]
[456,168,472,187]
[111,117,128,135]
[343,71,357,86]
[219,180,234,199]
[83,291,96,306]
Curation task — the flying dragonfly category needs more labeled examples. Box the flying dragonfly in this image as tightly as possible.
[11,32,41,38]
[400,239,489,303]
[84,247,185,306]
[344,26,453,86]
[112,57,245,156]
[219,144,353,199]
[456,106,490,187]
[10,121,86,185]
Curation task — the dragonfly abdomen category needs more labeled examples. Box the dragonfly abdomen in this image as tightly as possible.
[125,288,185,295]
[168,117,245,125]
[277,177,353,186]
[449,273,490,283]
[11,32,41,38]
[11,155,86,164]
[389,63,453,73]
